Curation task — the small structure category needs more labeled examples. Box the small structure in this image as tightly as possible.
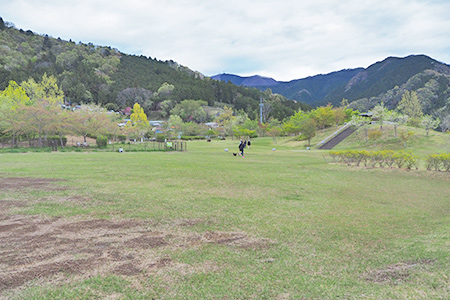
[205,122,219,129]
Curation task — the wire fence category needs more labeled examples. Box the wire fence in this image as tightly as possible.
[0,138,187,152]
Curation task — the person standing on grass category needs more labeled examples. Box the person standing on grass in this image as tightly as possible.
[239,140,245,157]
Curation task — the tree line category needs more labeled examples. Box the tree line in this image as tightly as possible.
[0,74,445,150]
[0,19,310,122]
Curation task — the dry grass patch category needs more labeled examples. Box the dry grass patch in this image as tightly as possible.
[0,177,272,296]
[363,259,436,285]
[0,177,65,191]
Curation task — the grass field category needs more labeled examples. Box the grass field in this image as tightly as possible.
[0,137,449,299]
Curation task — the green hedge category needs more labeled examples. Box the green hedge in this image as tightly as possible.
[156,134,165,142]
[425,153,450,172]
[96,135,108,148]
[180,136,204,140]
[327,150,419,170]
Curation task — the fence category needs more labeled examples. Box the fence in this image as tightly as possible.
[0,138,64,149]
[110,140,187,152]
[0,138,187,152]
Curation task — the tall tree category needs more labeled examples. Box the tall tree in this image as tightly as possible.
[71,104,114,143]
[171,100,207,122]
[397,90,423,125]
[386,111,409,138]
[310,104,335,130]
[300,117,317,146]
[0,81,32,145]
[130,103,148,128]
[21,74,64,105]
[267,118,282,144]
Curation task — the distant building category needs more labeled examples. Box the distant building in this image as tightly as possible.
[149,120,164,127]
[205,122,219,129]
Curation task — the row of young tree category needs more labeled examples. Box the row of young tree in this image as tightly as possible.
[0,74,445,149]
[351,90,444,137]
[0,76,123,148]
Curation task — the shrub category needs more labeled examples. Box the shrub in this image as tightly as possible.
[117,134,127,142]
[156,134,165,142]
[180,136,203,140]
[328,150,419,170]
[96,135,108,148]
[404,153,418,170]
[425,153,450,172]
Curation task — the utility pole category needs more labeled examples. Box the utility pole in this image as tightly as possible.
[259,97,264,124]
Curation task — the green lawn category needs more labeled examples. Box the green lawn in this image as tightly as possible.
[0,138,448,299]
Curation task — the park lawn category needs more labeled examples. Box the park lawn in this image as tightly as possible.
[0,138,448,299]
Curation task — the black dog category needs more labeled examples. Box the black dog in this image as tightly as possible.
[233,153,237,156]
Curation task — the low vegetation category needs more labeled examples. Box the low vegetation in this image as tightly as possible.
[0,138,448,299]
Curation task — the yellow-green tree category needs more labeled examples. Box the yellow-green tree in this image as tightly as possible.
[0,81,31,145]
[130,103,148,127]
[300,117,317,146]
[215,106,235,137]
[130,103,149,141]
[21,73,64,105]
[310,104,335,130]
[283,110,308,136]
[397,91,423,125]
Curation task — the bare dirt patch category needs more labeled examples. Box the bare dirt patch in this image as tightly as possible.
[0,177,273,295]
[0,177,65,191]
[204,231,273,249]
[363,259,436,285]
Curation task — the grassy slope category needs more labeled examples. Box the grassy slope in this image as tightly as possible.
[279,124,449,157]
[0,138,449,299]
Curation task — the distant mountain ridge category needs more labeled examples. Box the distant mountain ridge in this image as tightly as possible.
[211,55,450,117]
[211,74,278,87]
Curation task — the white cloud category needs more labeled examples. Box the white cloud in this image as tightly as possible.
[1,0,449,80]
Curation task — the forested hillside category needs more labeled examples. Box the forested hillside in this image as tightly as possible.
[213,55,450,121]
[0,18,309,121]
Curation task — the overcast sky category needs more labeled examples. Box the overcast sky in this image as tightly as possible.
[1,0,449,81]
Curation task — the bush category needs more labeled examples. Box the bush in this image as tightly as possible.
[327,150,420,170]
[180,136,203,140]
[117,134,127,142]
[425,153,450,171]
[156,134,166,142]
[96,135,108,148]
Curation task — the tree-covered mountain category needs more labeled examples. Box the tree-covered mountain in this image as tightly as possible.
[0,17,309,121]
[211,74,278,87]
[212,55,450,118]
[212,69,364,105]
[320,55,450,106]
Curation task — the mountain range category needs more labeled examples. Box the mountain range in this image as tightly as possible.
[212,55,450,117]
[0,15,448,121]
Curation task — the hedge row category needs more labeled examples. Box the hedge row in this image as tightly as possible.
[425,153,450,172]
[327,150,419,169]
[180,136,204,140]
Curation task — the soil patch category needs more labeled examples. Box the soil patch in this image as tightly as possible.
[0,177,273,295]
[363,259,436,285]
[0,214,271,294]
[0,177,65,191]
